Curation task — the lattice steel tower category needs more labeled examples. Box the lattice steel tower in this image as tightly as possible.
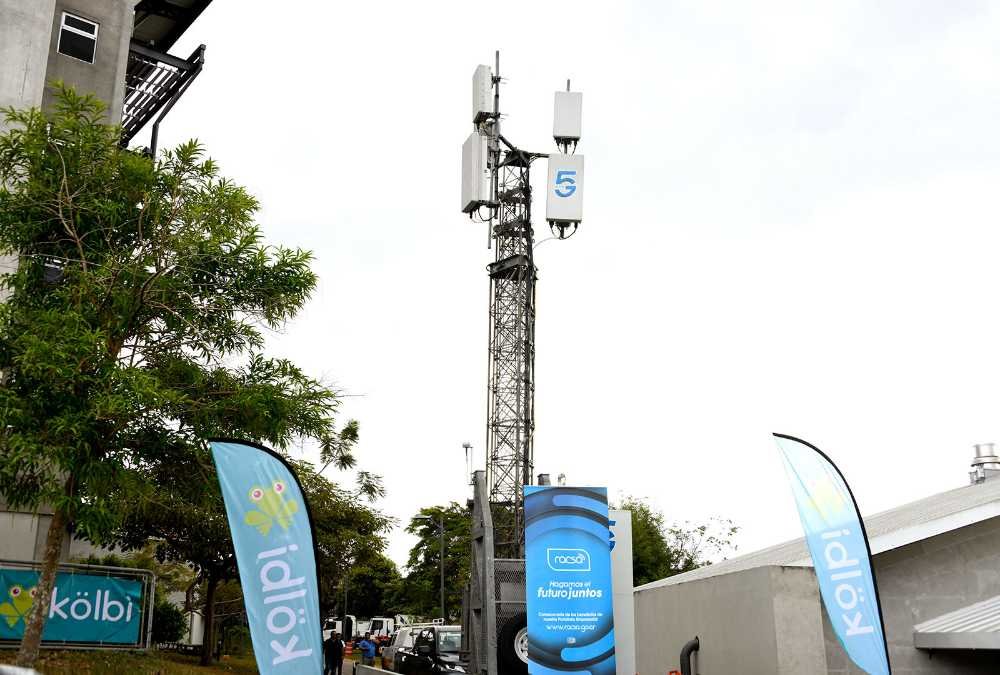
[475,54,543,559]
[464,52,582,562]
[462,53,583,675]
[486,146,538,559]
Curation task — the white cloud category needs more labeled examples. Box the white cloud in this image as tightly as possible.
[146,0,1000,568]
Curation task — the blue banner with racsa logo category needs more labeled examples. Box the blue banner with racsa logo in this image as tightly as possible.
[525,486,615,675]
[774,433,891,675]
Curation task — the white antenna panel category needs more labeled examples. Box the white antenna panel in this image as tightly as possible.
[472,65,492,124]
[553,91,582,142]
[461,132,490,213]
[546,154,584,223]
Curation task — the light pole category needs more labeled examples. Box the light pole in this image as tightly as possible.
[416,513,445,621]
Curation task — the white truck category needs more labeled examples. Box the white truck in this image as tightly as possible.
[368,616,396,641]
[322,614,356,641]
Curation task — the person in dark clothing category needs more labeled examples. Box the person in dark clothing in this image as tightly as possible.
[324,631,345,675]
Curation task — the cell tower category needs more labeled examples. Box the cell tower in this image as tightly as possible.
[461,52,584,674]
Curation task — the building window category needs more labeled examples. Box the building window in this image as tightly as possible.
[57,12,99,64]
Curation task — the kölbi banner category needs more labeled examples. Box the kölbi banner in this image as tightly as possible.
[0,569,142,645]
[211,439,323,675]
[525,486,616,675]
[774,433,891,675]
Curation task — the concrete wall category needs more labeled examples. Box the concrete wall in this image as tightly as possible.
[0,0,57,291]
[635,516,1000,675]
[41,0,135,123]
[0,0,56,115]
[0,0,137,569]
[0,510,65,561]
[0,0,135,298]
[634,565,827,674]
[0,500,114,563]
[825,516,1000,675]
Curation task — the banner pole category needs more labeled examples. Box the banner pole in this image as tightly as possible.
[773,433,891,669]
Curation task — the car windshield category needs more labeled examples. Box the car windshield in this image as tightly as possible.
[437,631,461,653]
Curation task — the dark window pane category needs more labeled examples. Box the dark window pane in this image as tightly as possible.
[64,14,97,34]
[59,30,96,63]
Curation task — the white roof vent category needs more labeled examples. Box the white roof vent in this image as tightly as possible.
[969,443,1000,484]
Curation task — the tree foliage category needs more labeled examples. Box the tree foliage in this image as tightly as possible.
[75,545,197,602]
[105,454,392,658]
[152,600,187,644]
[289,459,393,615]
[397,503,471,622]
[76,546,196,646]
[343,554,402,619]
[0,86,372,665]
[615,496,738,586]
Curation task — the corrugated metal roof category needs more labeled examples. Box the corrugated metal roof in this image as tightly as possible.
[913,595,1000,650]
[636,476,1000,592]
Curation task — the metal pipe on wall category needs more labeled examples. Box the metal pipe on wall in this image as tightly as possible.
[680,636,700,675]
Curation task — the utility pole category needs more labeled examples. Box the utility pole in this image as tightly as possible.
[439,514,446,621]
[417,513,447,621]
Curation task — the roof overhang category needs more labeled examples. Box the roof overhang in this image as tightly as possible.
[132,0,213,52]
[914,595,1000,650]
[788,499,1000,566]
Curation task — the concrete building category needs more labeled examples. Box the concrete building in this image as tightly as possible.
[1,0,216,649]
[0,0,212,562]
[1,0,209,149]
[634,446,1000,674]
[0,0,209,293]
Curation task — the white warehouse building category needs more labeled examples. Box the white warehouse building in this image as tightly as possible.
[634,445,1000,674]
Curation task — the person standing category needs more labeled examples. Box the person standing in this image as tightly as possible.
[324,631,345,675]
[358,632,376,667]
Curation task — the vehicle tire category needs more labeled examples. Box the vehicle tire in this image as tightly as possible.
[498,613,528,675]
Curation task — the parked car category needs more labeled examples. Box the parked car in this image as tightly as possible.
[396,625,464,675]
[382,626,421,672]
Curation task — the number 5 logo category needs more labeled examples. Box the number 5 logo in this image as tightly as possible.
[554,170,577,198]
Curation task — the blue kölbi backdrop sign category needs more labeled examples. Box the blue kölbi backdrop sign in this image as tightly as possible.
[774,433,891,675]
[0,569,142,644]
[525,486,616,675]
[211,439,323,675]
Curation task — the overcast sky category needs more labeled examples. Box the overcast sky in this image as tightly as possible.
[145,0,1000,569]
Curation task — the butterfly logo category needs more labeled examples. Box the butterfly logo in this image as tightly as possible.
[0,584,36,628]
[244,480,299,536]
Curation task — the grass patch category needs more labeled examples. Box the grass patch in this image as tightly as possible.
[0,649,259,674]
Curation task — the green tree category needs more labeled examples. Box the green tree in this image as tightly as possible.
[152,600,187,643]
[0,87,365,667]
[292,460,393,617]
[75,543,197,601]
[615,496,738,586]
[107,442,240,666]
[343,554,402,619]
[400,503,471,622]
[75,546,196,645]
[107,454,389,664]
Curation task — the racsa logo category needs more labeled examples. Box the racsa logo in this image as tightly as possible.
[547,548,591,572]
